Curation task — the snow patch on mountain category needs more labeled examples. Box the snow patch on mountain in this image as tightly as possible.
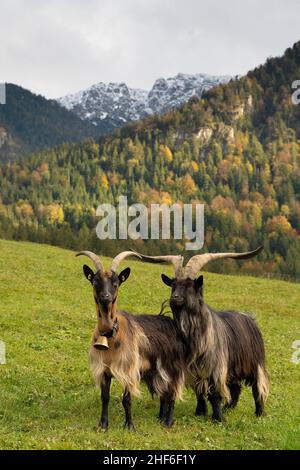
[57,73,231,131]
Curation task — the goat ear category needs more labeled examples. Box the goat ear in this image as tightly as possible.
[161,273,173,287]
[83,264,95,284]
[194,275,203,291]
[118,267,131,285]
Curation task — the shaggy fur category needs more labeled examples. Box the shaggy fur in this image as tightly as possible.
[82,265,186,429]
[90,311,185,402]
[134,314,186,401]
[165,275,269,421]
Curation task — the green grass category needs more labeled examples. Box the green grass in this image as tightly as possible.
[0,239,299,450]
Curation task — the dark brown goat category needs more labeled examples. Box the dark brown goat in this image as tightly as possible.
[136,247,269,422]
[76,250,186,430]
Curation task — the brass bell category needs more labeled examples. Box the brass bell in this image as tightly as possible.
[94,335,109,351]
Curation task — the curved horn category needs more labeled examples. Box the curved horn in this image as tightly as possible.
[76,251,104,273]
[110,251,142,273]
[184,245,264,279]
[132,252,185,278]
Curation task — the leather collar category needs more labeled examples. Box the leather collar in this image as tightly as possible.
[99,318,119,339]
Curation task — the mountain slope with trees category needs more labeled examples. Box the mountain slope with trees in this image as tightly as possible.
[0,84,100,161]
[1,41,300,279]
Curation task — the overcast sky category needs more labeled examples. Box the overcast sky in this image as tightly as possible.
[1,0,299,98]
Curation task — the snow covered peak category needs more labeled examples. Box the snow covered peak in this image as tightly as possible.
[147,73,231,114]
[57,73,231,131]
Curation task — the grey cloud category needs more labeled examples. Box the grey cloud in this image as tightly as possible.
[0,0,299,98]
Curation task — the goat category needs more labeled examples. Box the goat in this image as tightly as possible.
[135,247,269,422]
[76,250,186,430]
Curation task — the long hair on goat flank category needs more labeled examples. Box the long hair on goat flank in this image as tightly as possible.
[257,364,269,404]
[179,299,231,402]
[154,357,185,401]
[89,320,149,397]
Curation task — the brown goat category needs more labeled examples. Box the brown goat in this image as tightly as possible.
[77,250,186,430]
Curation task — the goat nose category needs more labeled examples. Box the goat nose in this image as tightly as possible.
[100,293,110,300]
[173,293,179,298]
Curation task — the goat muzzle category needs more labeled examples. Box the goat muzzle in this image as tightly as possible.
[170,296,185,307]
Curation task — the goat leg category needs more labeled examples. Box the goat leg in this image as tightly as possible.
[158,395,168,421]
[99,373,111,430]
[122,390,135,431]
[252,383,265,417]
[224,382,242,411]
[208,386,224,422]
[195,392,208,416]
[163,398,175,428]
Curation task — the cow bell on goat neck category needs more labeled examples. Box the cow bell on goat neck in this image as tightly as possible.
[94,335,109,351]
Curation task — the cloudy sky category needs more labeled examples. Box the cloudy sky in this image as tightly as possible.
[1,0,299,98]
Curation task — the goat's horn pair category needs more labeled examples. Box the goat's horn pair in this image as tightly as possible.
[76,250,142,273]
[134,246,263,279]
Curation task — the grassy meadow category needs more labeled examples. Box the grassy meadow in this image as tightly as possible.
[0,239,299,450]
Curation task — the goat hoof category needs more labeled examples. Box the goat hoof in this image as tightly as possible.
[98,421,108,432]
[212,414,224,423]
[124,422,135,432]
[96,426,108,433]
[162,420,174,428]
[195,409,208,417]
[223,404,232,412]
[224,401,237,411]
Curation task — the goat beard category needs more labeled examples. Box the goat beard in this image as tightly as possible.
[172,295,236,403]
[172,295,208,360]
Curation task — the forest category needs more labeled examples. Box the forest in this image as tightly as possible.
[0,84,99,161]
[0,41,300,279]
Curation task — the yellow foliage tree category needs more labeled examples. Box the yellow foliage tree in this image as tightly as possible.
[281,204,290,218]
[161,192,173,205]
[266,215,292,233]
[181,174,197,196]
[45,204,64,224]
[110,172,119,186]
[32,170,42,184]
[246,161,254,176]
[17,202,34,218]
[39,162,49,175]
[100,174,109,190]
[191,161,199,172]
[159,144,173,162]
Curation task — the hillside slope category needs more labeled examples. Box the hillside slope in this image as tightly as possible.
[0,240,299,449]
[0,84,101,161]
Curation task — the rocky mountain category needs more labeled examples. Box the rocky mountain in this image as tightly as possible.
[0,84,100,161]
[57,73,231,132]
